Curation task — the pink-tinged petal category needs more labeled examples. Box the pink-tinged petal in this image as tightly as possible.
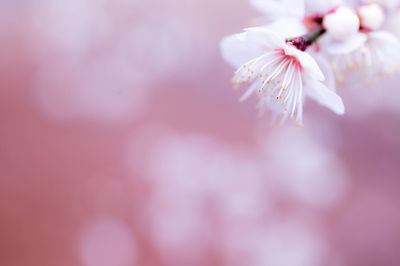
[306,80,345,115]
[288,48,325,81]
[319,33,368,55]
[250,0,305,19]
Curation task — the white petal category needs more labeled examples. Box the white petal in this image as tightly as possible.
[311,51,336,92]
[265,18,307,39]
[244,27,284,48]
[306,80,345,115]
[250,0,305,19]
[250,0,285,15]
[306,0,345,13]
[319,33,368,55]
[220,32,264,68]
[220,26,290,68]
[370,30,400,48]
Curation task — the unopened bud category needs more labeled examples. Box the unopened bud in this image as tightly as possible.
[323,7,360,41]
[358,3,385,30]
[286,37,308,51]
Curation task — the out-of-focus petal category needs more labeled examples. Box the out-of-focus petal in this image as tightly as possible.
[319,33,368,55]
[250,0,305,19]
[265,17,307,39]
[370,30,400,48]
[305,0,346,13]
[310,51,337,92]
[306,80,345,115]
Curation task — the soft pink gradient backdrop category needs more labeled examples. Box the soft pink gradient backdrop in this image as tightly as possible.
[1,1,400,266]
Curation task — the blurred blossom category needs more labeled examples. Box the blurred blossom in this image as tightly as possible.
[340,76,400,116]
[30,0,111,56]
[28,0,151,123]
[134,129,268,264]
[32,52,148,123]
[221,214,336,266]
[252,220,327,266]
[27,0,219,123]
[259,121,349,207]
[126,17,208,77]
[127,126,348,265]
[80,217,138,266]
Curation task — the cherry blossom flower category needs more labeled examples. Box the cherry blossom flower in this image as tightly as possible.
[221,0,400,123]
[221,25,345,126]
[315,1,400,82]
[329,31,400,83]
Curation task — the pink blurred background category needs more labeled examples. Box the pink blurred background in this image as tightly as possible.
[1,0,400,266]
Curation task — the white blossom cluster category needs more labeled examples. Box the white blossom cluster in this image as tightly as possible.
[221,0,400,126]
